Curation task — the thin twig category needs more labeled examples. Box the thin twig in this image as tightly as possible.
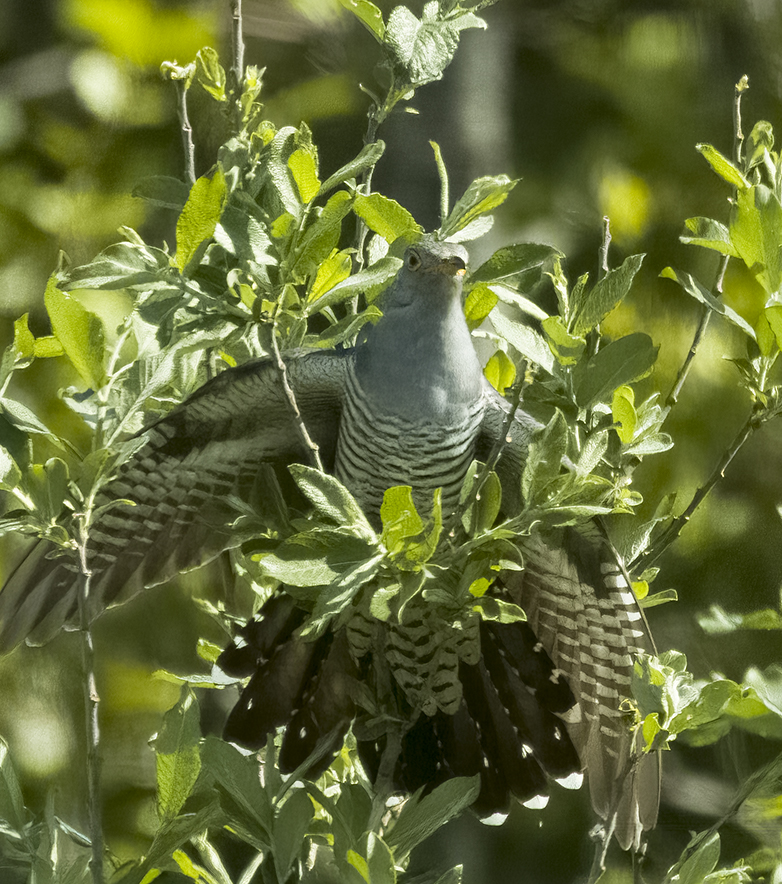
[269,328,324,471]
[230,0,245,93]
[632,411,757,571]
[77,521,104,884]
[598,215,612,279]
[161,63,196,186]
[666,78,747,408]
[367,723,403,834]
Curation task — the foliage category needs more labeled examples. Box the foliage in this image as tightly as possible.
[0,3,781,884]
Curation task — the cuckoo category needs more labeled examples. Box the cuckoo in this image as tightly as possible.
[0,237,660,850]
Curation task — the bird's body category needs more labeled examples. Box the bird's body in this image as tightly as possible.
[0,237,660,851]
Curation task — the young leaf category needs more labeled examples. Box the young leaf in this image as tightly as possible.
[490,310,555,375]
[612,385,637,443]
[175,167,228,274]
[338,0,385,41]
[353,193,422,244]
[680,217,738,257]
[440,175,518,239]
[383,5,486,88]
[319,141,386,197]
[381,485,424,555]
[306,255,402,313]
[385,776,481,861]
[154,686,202,822]
[294,190,354,279]
[576,333,658,407]
[464,282,498,329]
[194,47,227,102]
[660,267,756,339]
[367,832,397,884]
[696,143,750,190]
[273,790,315,883]
[308,249,353,301]
[44,278,106,388]
[542,316,585,365]
[132,176,191,210]
[483,350,516,394]
[470,242,563,285]
[729,184,782,295]
[289,147,321,204]
[289,464,372,531]
[570,253,645,336]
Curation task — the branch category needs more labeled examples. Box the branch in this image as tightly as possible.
[161,63,196,186]
[666,78,747,408]
[77,520,104,884]
[269,328,324,472]
[230,0,245,92]
[632,410,758,571]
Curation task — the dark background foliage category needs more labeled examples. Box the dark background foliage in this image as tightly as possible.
[1,0,782,881]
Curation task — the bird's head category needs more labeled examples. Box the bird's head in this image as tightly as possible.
[382,237,469,311]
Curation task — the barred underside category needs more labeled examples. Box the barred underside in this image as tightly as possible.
[385,607,480,715]
[335,366,484,518]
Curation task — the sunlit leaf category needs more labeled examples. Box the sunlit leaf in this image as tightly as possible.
[696,143,750,190]
[338,0,385,41]
[570,253,645,336]
[575,333,658,407]
[175,167,227,274]
[680,216,738,256]
[354,193,422,244]
[44,278,106,387]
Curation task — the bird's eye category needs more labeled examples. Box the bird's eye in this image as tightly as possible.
[407,250,422,271]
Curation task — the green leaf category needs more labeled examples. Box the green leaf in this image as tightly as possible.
[666,831,721,884]
[289,464,373,533]
[319,140,386,195]
[473,596,526,623]
[0,739,26,832]
[440,175,518,239]
[640,588,679,609]
[386,776,481,861]
[464,282,498,330]
[306,255,402,313]
[288,147,321,204]
[44,278,106,387]
[471,243,563,285]
[522,410,568,503]
[308,249,353,301]
[570,253,645,336]
[0,398,64,448]
[660,267,757,338]
[381,485,424,554]
[306,553,384,634]
[680,216,738,257]
[338,0,385,41]
[12,314,34,360]
[542,315,585,365]
[384,5,486,88]
[262,531,376,588]
[132,176,191,210]
[348,850,370,883]
[367,832,397,884]
[612,385,637,443]
[575,333,658,407]
[353,193,422,244]
[215,199,275,266]
[729,184,782,295]
[154,686,202,822]
[175,167,228,274]
[66,242,168,289]
[273,790,314,883]
[199,737,273,843]
[483,350,516,394]
[756,309,778,356]
[490,310,555,375]
[194,46,227,101]
[294,190,354,279]
[696,143,750,190]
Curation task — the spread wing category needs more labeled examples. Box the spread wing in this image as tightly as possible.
[479,385,661,851]
[0,350,352,653]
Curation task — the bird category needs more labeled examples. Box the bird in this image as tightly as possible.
[0,236,660,851]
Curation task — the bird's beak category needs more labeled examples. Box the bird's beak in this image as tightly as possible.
[438,258,467,277]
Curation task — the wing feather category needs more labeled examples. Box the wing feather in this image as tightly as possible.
[0,350,351,652]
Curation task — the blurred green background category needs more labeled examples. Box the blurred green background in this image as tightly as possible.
[1,0,782,881]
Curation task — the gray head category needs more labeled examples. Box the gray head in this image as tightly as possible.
[380,237,470,312]
[356,236,482,421]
